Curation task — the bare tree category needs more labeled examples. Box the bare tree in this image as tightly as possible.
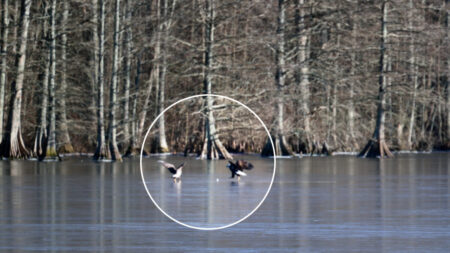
[122,0,132,153]
[406,0,418,150]
[347,2,359,150]
[137,68,155,154]
[359,0,393,158]
[0,0,9,143]
[262,0,293,157]
[33,3,50,159]
[89,0,99,146]
[0,0,31,158]
[151,0,162,152]
[155,0,170,153]
[106,0,122,161]
[93,0,110,160]
[294,0,312,153]
[125,55,141,157]
[45,0,58,159]
[58,0,74,153]
[445,0,450,144]
[152,0,177,153]
[199,0,232,160]
[124,1,142,157]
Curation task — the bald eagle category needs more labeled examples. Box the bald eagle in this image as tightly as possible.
[227,160,254,181]
[158,160,184,182]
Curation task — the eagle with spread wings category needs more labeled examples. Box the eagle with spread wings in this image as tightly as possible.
[226,160,254,181]
[158,160,185,182]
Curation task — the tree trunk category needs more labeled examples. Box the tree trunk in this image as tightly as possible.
[123,0,139,157]
[347,14,358,150]
[11,0,18,54]
[262,0,293,157]
[125,55,140,157]
[122,0,131,151]
[407,0,418,150]
[33,4,50,159]
[436,59,443,142]
[359,1,393,158]
[106,0,122,161]
[332,81,337,146]
[150,0,161,153]
[397,97,406,149]
[294,0,312,153]
[137,66,155,153]
[89,0,99,147]
[58,0,73,153]
[131,57,140,148]
[93,0,110,160]
[331,21,340,148]
[153,0,176,153]
[156,0,169,153]
[445,2,450,144]
[0,0,9,143]
[408,72,418,149]
[44,0,58,159]
[0,0,31,159]
[199,0,232,160]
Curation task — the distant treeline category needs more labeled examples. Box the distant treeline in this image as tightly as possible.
[0,0,448,160]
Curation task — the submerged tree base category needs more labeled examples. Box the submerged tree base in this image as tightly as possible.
[123,146,139,157]
[42,147,61,161]
[109,146,122,161]
[150,137,170,154]
[288,133,313,155]
[226,140,248,153]
[184,135,203,157]
[93,143,110,161]
[359,139,393,158]
[33,131,47,160]
[200,137,233,160]
[0,135,30,159]
[310,140,331,156]
[58,143,74,154]
[261,134,293,157]
[97,141,122,161]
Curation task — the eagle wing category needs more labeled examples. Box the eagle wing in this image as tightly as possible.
[237,160,254,170]
[177,163,185,170]
[158,160,177,174]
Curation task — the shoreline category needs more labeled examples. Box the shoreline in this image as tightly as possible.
[60,150,449,158]
[1,150,448,162]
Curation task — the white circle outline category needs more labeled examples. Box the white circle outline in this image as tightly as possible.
[140,94,276,230]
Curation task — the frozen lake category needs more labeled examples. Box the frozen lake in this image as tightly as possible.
[0,153,449,252]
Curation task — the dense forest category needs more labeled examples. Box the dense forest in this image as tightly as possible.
[0,0,448,161]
